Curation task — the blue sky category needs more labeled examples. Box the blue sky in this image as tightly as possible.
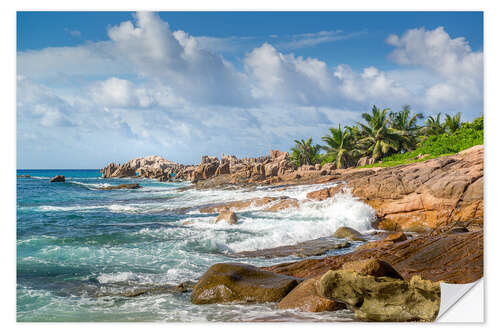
[17,11,483,168]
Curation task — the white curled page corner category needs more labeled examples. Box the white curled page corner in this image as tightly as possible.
[436,278,484,322]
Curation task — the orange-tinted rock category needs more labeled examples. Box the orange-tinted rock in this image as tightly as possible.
[355,240,394,251]
[215,211,238,224]
[306,185,345,201]
[263,231,483,284]
[384,232,407,243]
[341,259,403,279]
[277,278,345,312]
[199,197,286,213]
[264,198,299,212]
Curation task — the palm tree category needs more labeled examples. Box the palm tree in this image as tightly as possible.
[425,113,446,136]
[321,125,359,169]
[356,105,403,161]
[389,105,424,152]
[444,112,462,133]
[290,137,321,167]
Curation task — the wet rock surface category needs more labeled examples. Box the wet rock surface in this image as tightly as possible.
[191,263,301,305]
[50,175,65,182]
[100,183,141,190]
[277,278,346,312]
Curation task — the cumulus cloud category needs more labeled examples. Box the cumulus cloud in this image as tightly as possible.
[386,26,483,109]
[16,13,483,168]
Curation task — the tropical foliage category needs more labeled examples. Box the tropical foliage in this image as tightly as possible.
[290,137,321,167]
[290,103,481,169]
[320,125,359,169]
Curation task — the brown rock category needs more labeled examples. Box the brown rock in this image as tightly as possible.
[199,197,285,213]
[263,231,483,284]
[100,183,141,190]
[306,185,345,201]
[341,259,403,279]
[264,198,299,212]
[355,240,394,251]
[318,270,440,322]
[384,232,407,243]
[277,278,346,312]
[215,211,238,225]
[191,263,300,304]
[49,175,65,183]
[333,226,365,241]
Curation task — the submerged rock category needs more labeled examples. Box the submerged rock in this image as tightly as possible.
[215,211,238,225]
[191,263,300,304]
[17,174,31,178]
[333,227,365,241]
[317,270,440,322]
[100,183,141,190]
[50,175,65,183]
[277,278,346,312]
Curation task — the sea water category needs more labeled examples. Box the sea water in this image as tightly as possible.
[16,169,376,322]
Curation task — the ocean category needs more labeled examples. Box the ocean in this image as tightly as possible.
[16,169,376,322]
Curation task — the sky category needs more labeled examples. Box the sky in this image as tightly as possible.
[16,11,484,169]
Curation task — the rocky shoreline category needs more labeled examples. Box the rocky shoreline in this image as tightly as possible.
[98,145,484,322]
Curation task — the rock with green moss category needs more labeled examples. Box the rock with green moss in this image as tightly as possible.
[317,269,440,322]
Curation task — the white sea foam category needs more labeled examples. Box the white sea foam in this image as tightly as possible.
[97,272,140,284]
[178,188,376,252]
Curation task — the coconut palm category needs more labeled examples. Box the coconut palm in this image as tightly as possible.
[425,113,446,136]
[389,105,424,152]
[290,137,321,167]
[356,105,403,161]
[444,112,462,133]
[321,125,359,169]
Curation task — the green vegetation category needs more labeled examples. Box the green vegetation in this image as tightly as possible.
[290,105,483,169]
[290,137,321,166]
[359,115,483,168]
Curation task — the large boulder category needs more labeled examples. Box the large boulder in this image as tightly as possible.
[215,211,238,225]
[50,175,65,183]
[317,270,441,322]
[277,278,345,312]
[333,226,365,241]
[191,263,300,304]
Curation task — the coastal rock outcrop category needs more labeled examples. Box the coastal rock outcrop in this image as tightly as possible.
[264,231,483,284]
[190,263,300,304]
[317,270,440,321]
[50,175,65,183]
[306,145,484,232]
[100,155,181,180]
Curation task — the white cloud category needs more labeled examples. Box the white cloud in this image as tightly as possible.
[387,26,483,109]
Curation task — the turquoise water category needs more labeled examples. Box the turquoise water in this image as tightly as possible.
[17,169,376,322]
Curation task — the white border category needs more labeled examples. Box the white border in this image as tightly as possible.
[4,0,498,331]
